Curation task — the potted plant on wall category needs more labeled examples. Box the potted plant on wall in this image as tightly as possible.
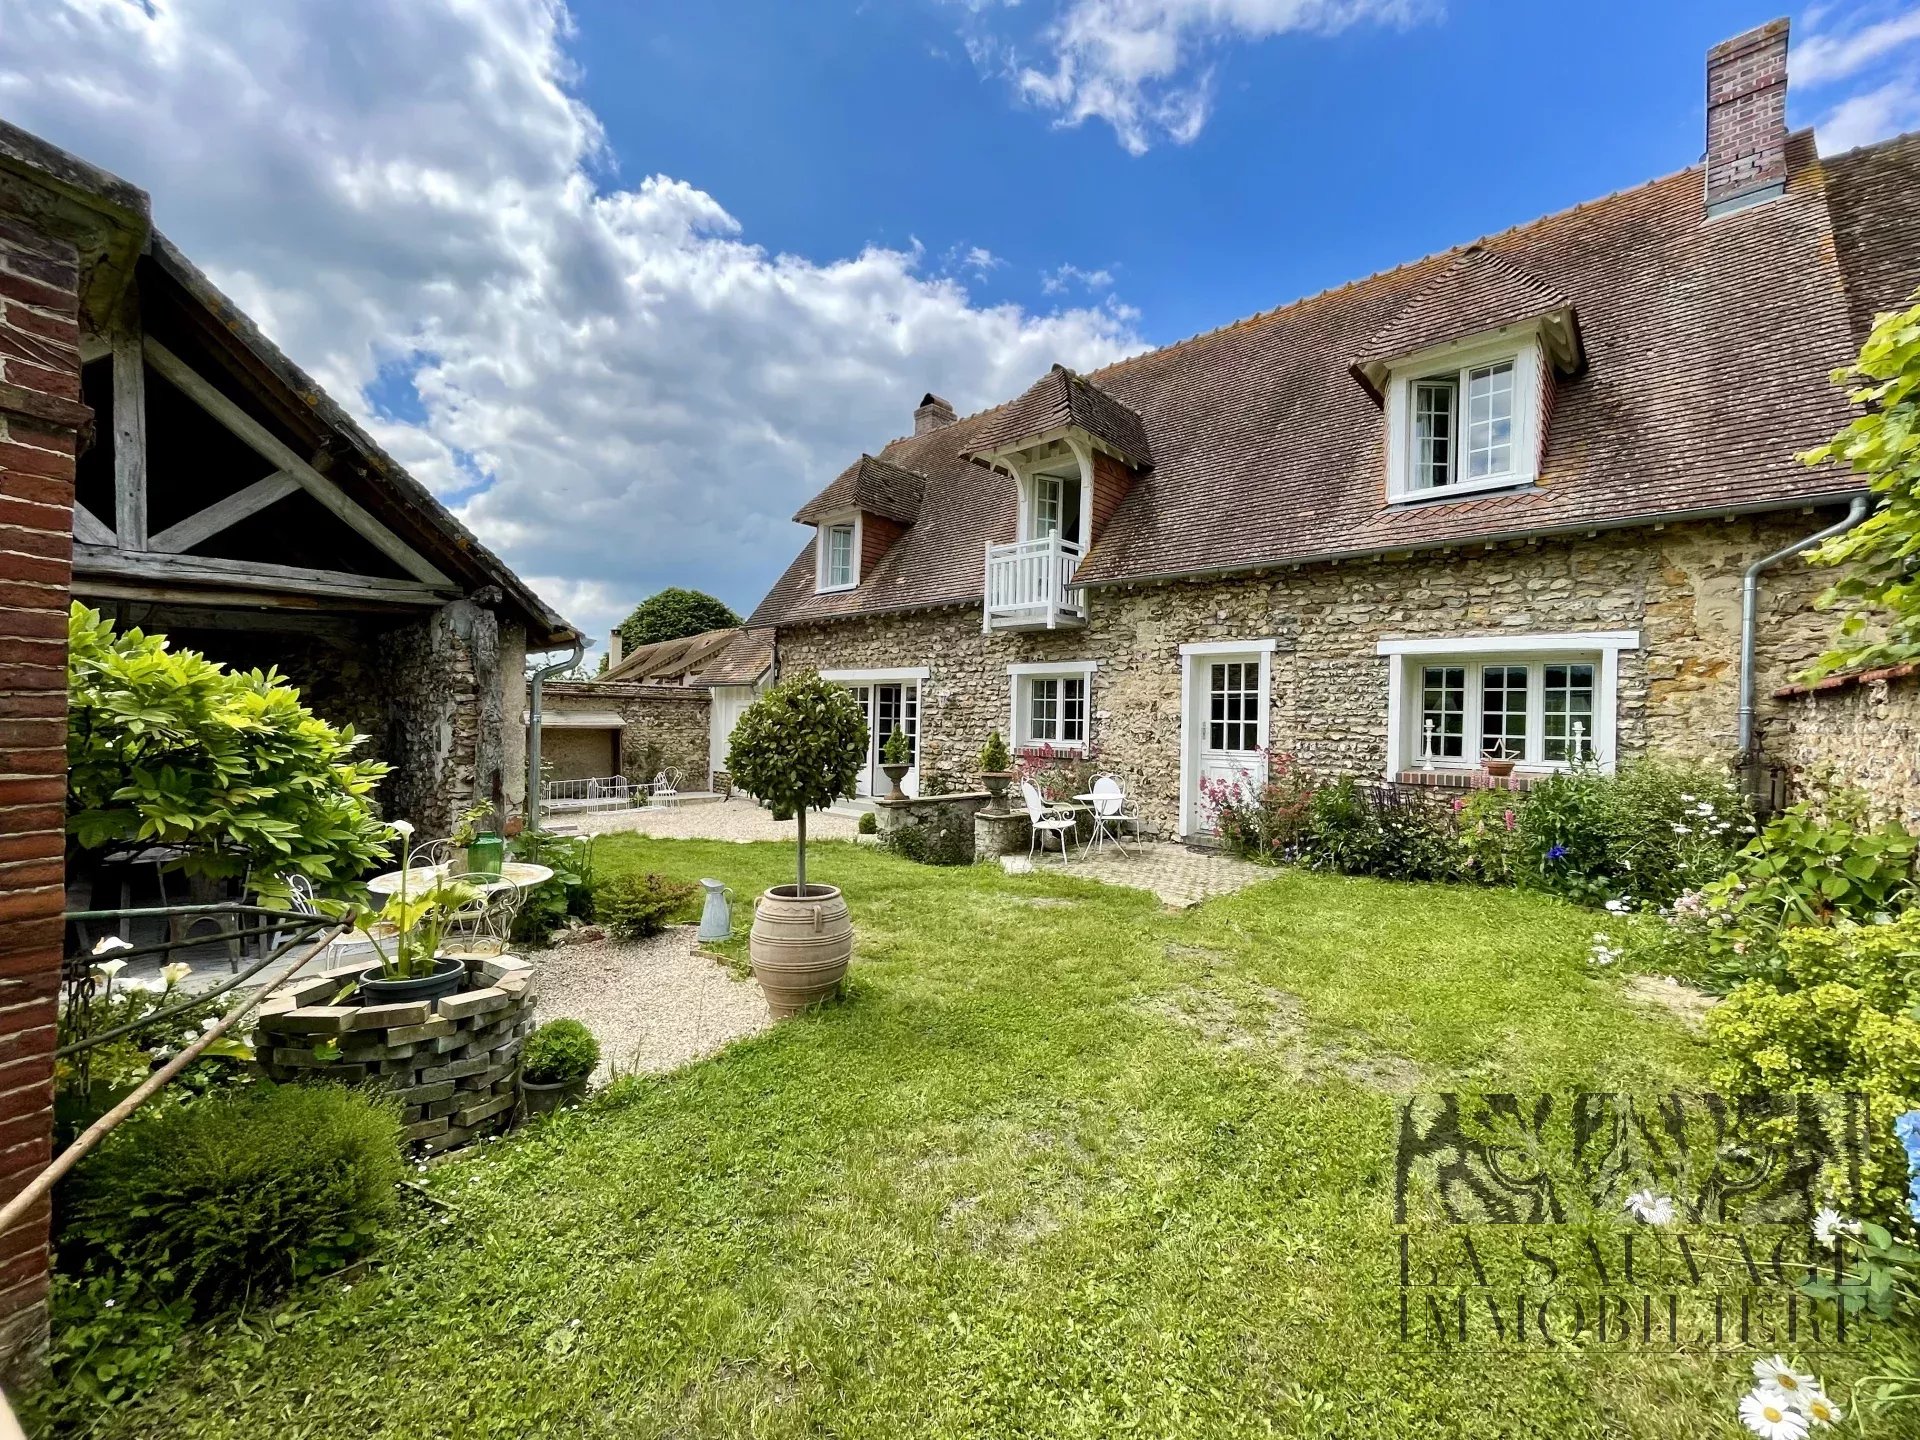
[878,727,913,800]
[978,731,1014,805]
[519,1017,600,1115]
[360,820,479,1004]
[725,672,867,1017]
[1481,743,1518,783]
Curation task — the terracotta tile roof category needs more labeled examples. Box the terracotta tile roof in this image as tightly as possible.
[1349,245,1578,398]
[793,454,926,525]
[1824,131,1920,343]
[1774,661,1920,699]
[692,626,775,685]
[960,363,1153,469]
[752,131,1892,629]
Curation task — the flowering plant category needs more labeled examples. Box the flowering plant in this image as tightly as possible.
[1014,742,1097,805]
[1200,750,1315,861]
[363,820,481,980]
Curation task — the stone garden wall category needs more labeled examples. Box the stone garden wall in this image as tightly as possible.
[543,681,713,789]
[776,514,1841,837]
[253,954,536,1154]
[1766,665,1920,829]
[873,791,992,865]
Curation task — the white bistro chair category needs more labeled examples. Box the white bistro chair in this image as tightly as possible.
[650,769,681,806]
[1020,780,1078,867]
[1084,774,1139,857]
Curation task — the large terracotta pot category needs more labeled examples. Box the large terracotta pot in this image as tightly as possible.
[749,884,852,1017]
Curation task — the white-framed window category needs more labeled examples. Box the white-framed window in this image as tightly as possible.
[1032,467,1083,543]
[1378,632,1636,776]
[1008,661,1097,750]
[1386,335,1540,502]
[815,512,860,593]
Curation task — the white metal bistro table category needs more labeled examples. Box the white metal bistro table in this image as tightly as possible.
[1072,793,1133,858]
[364,861,554,900]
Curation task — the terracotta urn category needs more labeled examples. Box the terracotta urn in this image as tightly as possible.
[749,884,852,1017]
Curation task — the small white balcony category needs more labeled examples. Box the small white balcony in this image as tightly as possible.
[983,534,1087,632]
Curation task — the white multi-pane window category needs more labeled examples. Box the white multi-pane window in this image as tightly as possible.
[1207,661,1262,753]
[819,521,855,590]
[1010,664,1096,749]
[1390,341,1536,501]
[1032,470,1082,543]
[1413,659,1597,768]
[1464,361,1514,480]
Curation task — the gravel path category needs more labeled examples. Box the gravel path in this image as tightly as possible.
[531,925,771,1080]
[567,796,861,844]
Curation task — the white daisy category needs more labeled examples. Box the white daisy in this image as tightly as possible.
[1740,1389,1808,1439]
[1625,1189,1677,1226]
[1751,1356,1813,1399]
[1800,1387,1842,1428]
[1811,1208,1857,1248]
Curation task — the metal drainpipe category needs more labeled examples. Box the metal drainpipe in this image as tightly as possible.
[1735,495,1871,774]
[526,642,585,826]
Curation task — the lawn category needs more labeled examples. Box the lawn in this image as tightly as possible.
[98,837,1765,1439]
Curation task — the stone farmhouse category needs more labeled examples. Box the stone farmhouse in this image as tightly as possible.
[748,21,1920,839]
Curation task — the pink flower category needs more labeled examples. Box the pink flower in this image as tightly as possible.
[1503,810,1516,831]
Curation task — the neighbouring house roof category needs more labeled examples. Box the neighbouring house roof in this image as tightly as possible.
[794,454,926,525]
[960,363,1153,469]
[601,625,743,684]
[1348,245,1581,399]
[754,130,1891,630]
[692,626,774,686]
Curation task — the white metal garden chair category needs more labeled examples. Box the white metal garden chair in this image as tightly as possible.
[1020,780,1077,867]
[650,769,681,805]
[1083,774,1139,857]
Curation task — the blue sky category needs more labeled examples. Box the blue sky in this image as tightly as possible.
[4,1,1919,650]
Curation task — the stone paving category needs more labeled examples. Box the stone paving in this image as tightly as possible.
[1000,840,1274,909]
[563,796,861,844]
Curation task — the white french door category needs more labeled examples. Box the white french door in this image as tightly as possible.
[850,682,919,798]
[1182,647,1271,837]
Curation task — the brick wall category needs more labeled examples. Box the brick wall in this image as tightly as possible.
[0,214,88,1383]
[1705,19,1789,212]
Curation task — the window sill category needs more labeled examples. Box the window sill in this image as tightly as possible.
[1387,475,1539,508]
[814,581,858,595]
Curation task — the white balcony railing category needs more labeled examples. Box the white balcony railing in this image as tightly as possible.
[983,534,1087,631]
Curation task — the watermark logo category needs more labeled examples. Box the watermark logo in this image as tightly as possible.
[1391,1092,1875,1351]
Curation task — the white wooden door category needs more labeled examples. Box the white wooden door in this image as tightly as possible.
[1190,656,1265,834]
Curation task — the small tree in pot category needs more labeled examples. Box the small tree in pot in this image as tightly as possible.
[978,731,1014,804]
[726,672,867,1015]
[520,1017,600,1116]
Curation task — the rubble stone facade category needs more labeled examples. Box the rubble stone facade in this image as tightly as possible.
[778,514,1840,836]
[1769,667,1920,828]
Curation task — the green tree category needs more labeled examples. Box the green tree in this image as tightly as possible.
[1802,294,1920,675]
[725,671,867,894]
[65,604,393,892]
[614,588,740,652]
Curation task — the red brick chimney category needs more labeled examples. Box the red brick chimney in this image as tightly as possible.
[1705,18,1790,217]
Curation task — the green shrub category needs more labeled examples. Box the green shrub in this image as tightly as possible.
[857,811,878,835]
[1516,759,1750,907]
[596,872,695,940]
[522,1018,600,1086]
[65,603,392,893]
[1706,910,1920,1220]
[1202,754,1315,862]
[54,975,250,1144]
[979,731,1012,773]
[1453,790,1521,885]
[1298,777,1384,873]
[60,1083,403,1310]
[885,816,975,866]
[511,829,596,945]
[880,728,912,766]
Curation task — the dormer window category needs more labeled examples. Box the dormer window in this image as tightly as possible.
[1386,338,1539,503]
[1032,466,1083,543]
[815,513,860,593]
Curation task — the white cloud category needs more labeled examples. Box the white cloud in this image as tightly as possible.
[0,0,1144,644]
[963,0,1425,154]
[1815,73,1920,152]
[1793,5,1920,85]
[1041,262,1116,294]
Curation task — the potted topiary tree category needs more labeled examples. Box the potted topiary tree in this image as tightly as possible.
[878,727,913,800]
[978,731,1014,805]
[725,671,868,1016]
[520,1017,600,1115]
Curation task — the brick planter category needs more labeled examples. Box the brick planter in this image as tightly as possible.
[253,955,536,1154]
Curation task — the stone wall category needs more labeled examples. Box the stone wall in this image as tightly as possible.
[254,953,535,1154]
[873,791,992,865]
[381,595,515,837]
[777,514,1842,837]
[1766,665,1920,829]
[543,681,712,789]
